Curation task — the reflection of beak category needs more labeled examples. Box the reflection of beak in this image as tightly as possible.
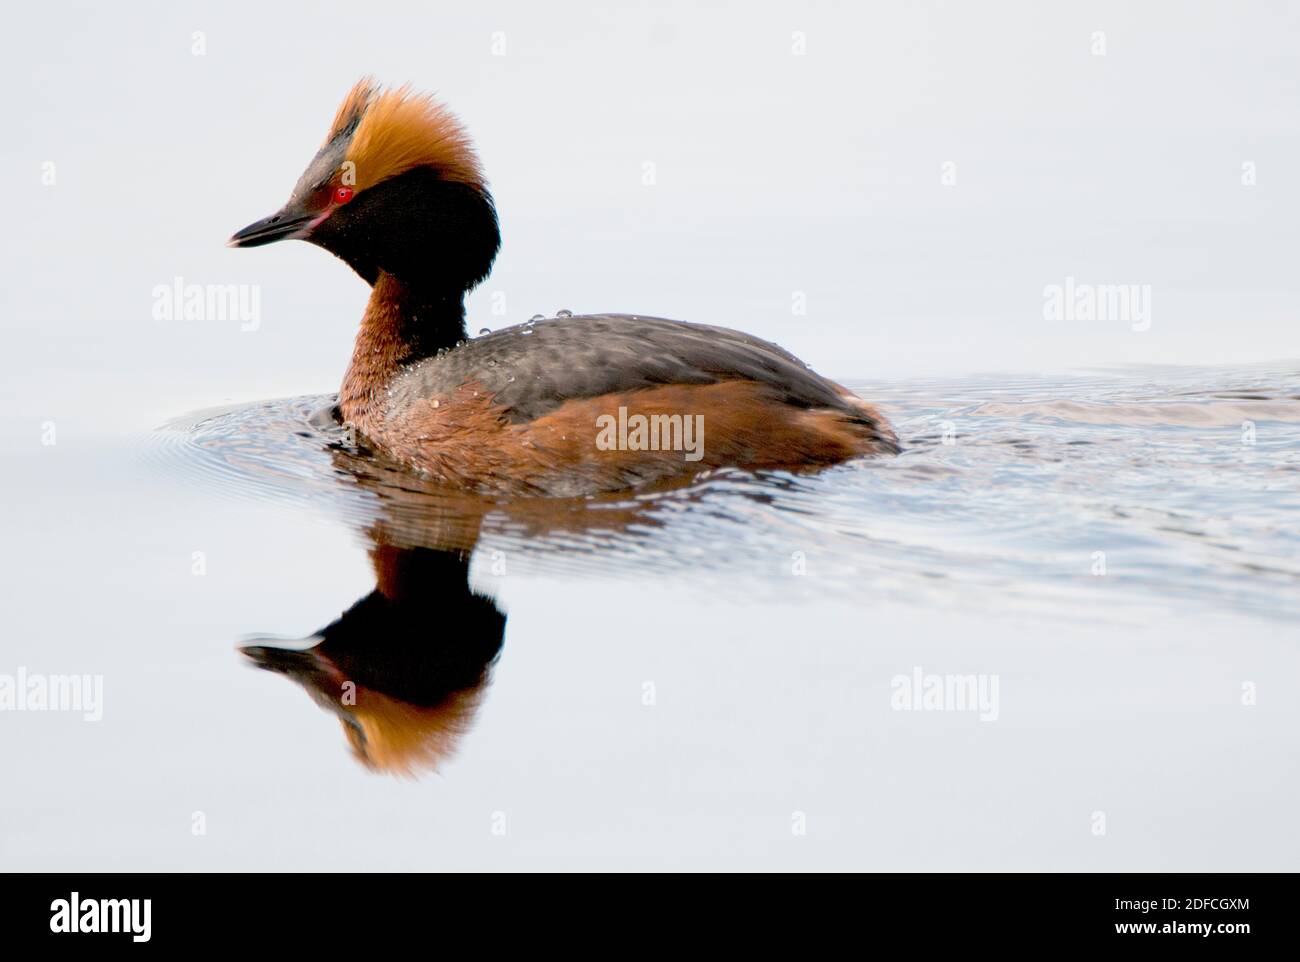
[240,638,490,777]
[240,641,350,714]
[227,207,320,248]
[240,643,309,671]
[239,642,334,685]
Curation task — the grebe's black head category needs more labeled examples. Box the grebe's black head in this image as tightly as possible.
[229,78,500,293]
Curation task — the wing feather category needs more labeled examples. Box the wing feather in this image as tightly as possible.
[387,314,857,423]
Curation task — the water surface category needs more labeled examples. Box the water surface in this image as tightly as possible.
[4,363,1299,870]
[160,363,1300,619]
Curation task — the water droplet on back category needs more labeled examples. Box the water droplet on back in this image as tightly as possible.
[556,308,573,318]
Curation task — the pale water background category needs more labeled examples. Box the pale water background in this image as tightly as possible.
[3,2,1300,870]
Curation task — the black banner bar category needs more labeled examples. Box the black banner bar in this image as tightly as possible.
[0,872,1273,947]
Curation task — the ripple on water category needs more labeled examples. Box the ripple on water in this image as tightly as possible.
[151,364,1300,621]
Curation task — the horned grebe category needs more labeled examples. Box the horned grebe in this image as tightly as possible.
[229,79,897,496]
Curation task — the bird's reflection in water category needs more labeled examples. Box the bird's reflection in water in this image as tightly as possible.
[242,538,505,776]
[239,428,707,777]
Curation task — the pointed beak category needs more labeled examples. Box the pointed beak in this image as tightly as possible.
[227,208,319,248]
[240,643,305,671]
[240,641,345,696]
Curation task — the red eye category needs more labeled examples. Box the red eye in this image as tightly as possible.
[333,186,354,204]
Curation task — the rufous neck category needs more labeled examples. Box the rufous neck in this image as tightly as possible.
[339,272,466,423]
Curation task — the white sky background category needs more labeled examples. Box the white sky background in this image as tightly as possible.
[3,0,1298,425]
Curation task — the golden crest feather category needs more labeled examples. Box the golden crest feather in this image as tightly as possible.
[326,78,485,193]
